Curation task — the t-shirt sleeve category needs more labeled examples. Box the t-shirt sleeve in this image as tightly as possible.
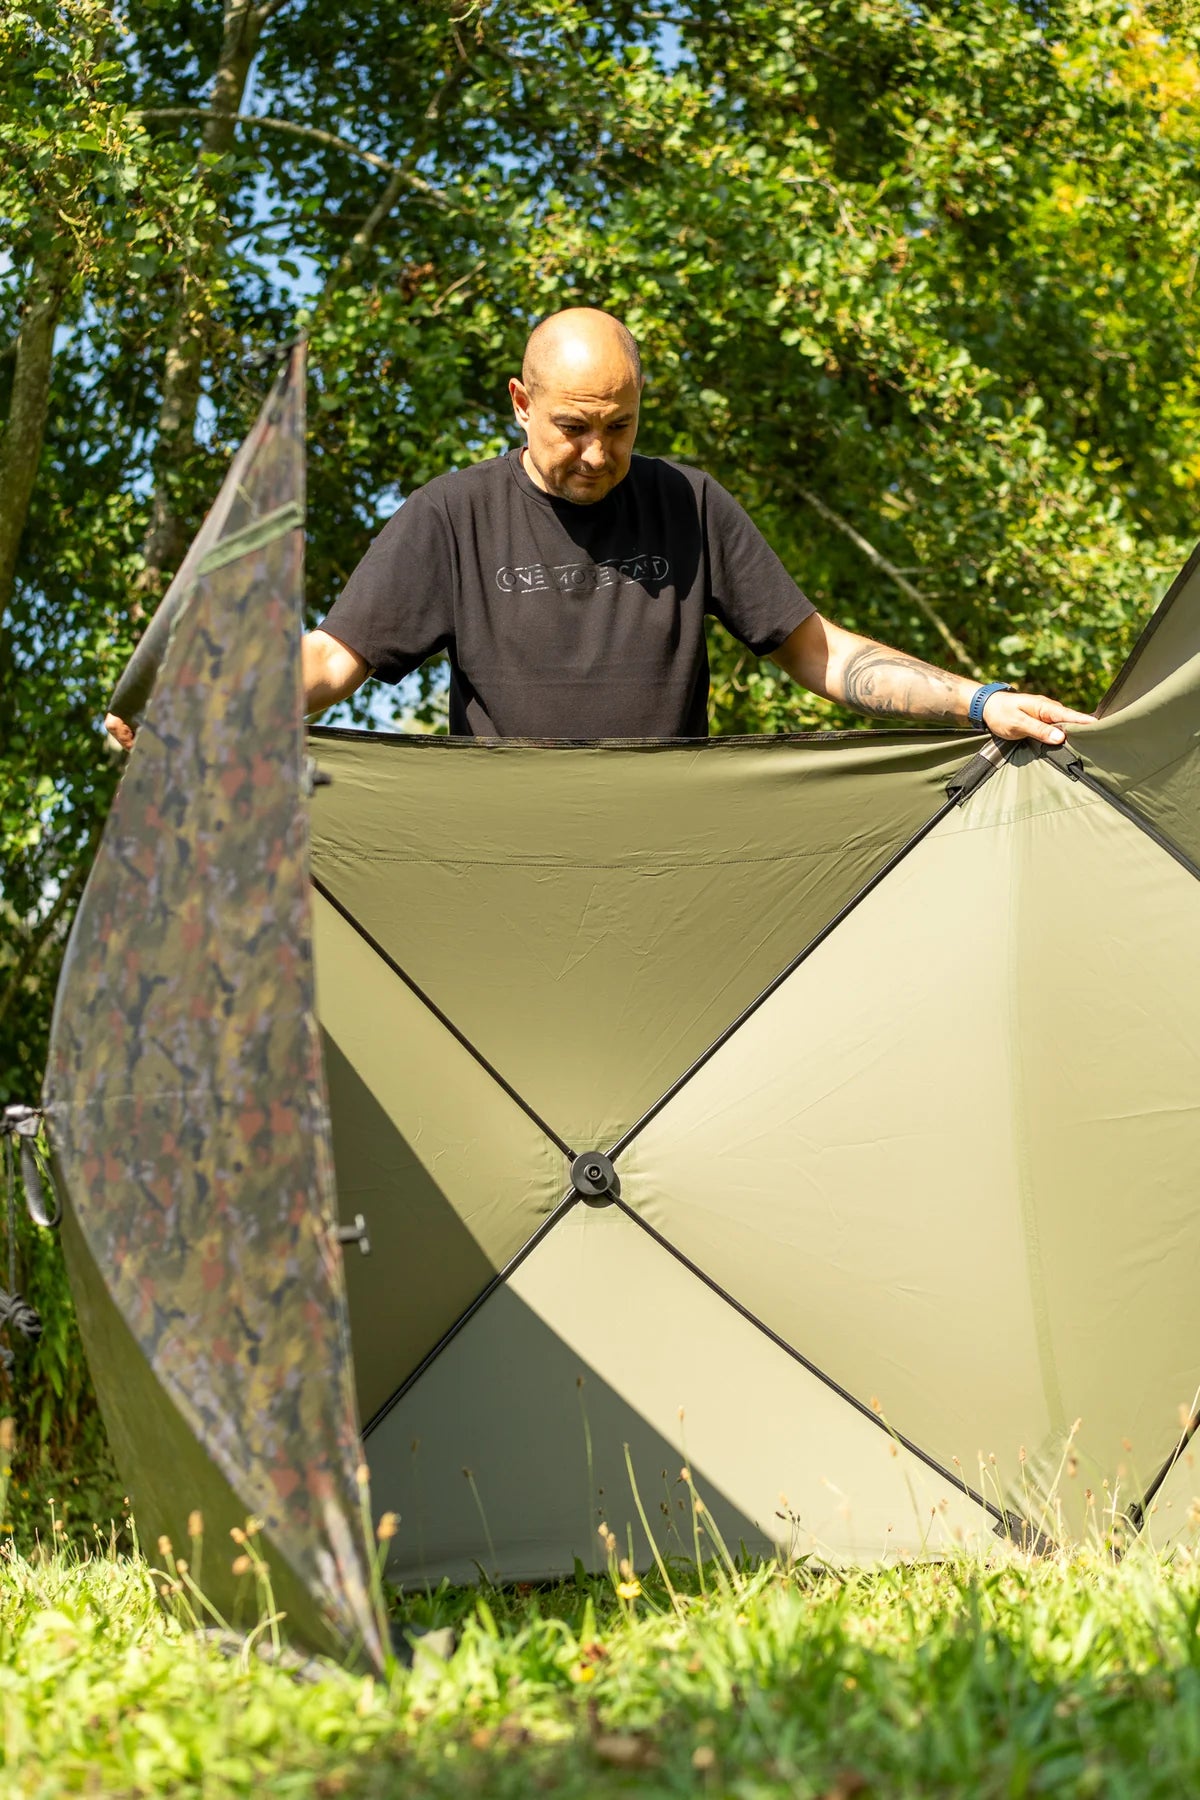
[701,474,815,654]
[318,487,455,683]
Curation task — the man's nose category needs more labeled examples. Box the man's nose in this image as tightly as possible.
[580,437,606,469]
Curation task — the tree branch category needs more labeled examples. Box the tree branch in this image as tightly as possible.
[798,487,985,680]
[326,167,413,292]
[135,108,452,208]
[430,259,484,314]
[317,45,473,300]
[135,2,281,601]
[136,15,462,598]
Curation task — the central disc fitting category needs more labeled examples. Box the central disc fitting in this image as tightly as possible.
[570,1151,620,1204]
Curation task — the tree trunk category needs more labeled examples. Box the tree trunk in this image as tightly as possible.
[136,0,279,599]
[0,257,69,625]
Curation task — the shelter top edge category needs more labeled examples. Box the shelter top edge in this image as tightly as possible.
[307,725,982,753]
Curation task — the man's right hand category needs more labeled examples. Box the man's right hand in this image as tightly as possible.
[105,712,135,750]
[101,632,367,751]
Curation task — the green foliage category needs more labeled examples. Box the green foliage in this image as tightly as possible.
[7,1545,1200,1791]
[5,1414,125,1557]
[0,0,210,1106]
[502,0,1200,728]
[3,0,1200,1480]
[0,1137,124,1549]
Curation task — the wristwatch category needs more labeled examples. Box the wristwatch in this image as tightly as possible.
[968,682,1014,730]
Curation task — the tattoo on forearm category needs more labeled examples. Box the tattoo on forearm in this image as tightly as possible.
[840,646,965,723]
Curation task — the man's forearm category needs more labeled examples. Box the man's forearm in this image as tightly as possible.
[771,612,1095,746]
[831,638,974,724]
[775,614,976,721]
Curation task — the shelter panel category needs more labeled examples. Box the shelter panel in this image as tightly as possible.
[368,1202,995,1588]
[1084,547,1200,867]
[309,731,975,1151]
[46,350,379,1663]
[314,892,568,1423]
[61,1198,343,1656]
[622,753,1200,1533]
[1099,544,1200,723]
[1003,766,1200,1524]
[1082,709,1200,873]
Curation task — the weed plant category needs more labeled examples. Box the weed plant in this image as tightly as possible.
[2,1518,1200,1796]
[2,1396,1199,1795]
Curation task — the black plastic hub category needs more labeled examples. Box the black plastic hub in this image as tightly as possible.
[570,1151,620,1203]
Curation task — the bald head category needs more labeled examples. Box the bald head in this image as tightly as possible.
[510,307,643,505]
[522,308,642,396]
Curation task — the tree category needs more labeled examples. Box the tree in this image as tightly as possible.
[2,0,1199,1485]
[0,0,209,1093]
[504,0,1200,730]
[0,0,655,1102]
[0,0,659,1499]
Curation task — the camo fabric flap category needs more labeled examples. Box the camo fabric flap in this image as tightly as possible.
[44,347,381,1665]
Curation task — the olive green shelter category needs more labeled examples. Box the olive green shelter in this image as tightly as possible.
[310,655,1200,1583]
[43,351,1200,1658]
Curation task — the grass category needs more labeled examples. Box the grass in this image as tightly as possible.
[4,1534,1200,1797]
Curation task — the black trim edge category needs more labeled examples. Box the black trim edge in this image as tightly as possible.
[361,1190,581,1438]
[308,723,981,751]
[1096,536,1200,721]
[993,1510,1056,1555]
[609,1195,1008,1528]
[1040,747,1200,885]
[1043,743,1200,1542]
[313,874,576,1160]
[1125,1405,1200,1535]
[606,757,1002,1163]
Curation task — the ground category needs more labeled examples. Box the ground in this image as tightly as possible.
[1,1537,1199,1798]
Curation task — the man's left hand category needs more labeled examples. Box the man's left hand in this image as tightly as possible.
[982,691,1095,746]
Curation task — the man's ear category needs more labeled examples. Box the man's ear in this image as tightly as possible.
[509,375,532,427]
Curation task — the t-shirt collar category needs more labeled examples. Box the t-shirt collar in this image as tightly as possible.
[507,445,624,517]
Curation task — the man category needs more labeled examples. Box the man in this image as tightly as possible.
[107,307,1093,746]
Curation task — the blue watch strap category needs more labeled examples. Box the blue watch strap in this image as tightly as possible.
[969,682,1013,730]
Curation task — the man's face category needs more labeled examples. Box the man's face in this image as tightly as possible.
[509,367,641,505]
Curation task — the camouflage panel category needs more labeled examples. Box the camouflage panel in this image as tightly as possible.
[43,347,382,1666]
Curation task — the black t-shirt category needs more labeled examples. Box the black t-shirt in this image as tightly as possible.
[320,448,814,737]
